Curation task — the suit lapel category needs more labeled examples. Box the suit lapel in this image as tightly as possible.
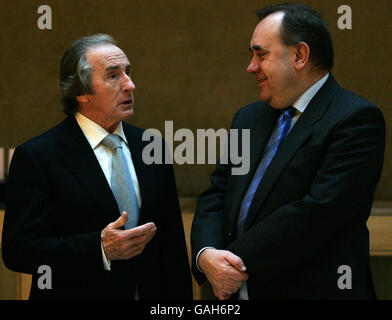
[57,117,119,221]
[243,75,340,231]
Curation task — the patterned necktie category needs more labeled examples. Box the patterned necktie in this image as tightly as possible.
[101,134,139,229]
[236,106,296,235]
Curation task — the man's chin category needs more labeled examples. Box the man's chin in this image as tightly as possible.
[259,93,271,104]
[263,99,288,110]
[121,107,134,120]
[127,108,134,118]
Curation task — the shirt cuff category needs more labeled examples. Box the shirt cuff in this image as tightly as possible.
[101,241,111,271]
[196,247,216,273]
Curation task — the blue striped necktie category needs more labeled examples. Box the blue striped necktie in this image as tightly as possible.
[236,106,296,235]
[101,134,139,229]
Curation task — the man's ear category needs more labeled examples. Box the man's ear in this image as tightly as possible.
[76,94,89,104]
[293,41,310,70]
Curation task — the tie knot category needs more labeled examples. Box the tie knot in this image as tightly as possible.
[101,134,122,151]
[282,106,296,118]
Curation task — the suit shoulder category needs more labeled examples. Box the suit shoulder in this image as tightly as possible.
[123,121,168,143]
[334,87,379,110]
[231,101,276,128]
[16,118,67,152]
[122,122,145,137]
[330,87,384,120]
[235,101,269,117]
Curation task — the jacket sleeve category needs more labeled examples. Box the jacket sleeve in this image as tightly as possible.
[159,160,193,299]
[190,110,242,284]
[2,144,103,276]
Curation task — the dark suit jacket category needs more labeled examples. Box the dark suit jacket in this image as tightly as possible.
[191,75,385,299]
[2,116,193,300]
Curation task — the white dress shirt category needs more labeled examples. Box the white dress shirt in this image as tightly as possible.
[197,73,330,300]
[75,112,141,270]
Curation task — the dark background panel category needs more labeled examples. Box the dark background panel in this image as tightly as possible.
[0,0,390,199]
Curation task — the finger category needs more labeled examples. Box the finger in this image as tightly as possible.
[213,286,231,300]
[225,269,249,282]
[208,270,241,292]
[124,229,156,249]
[124,231,156,259]
[141,228,157,245]
[122,227,157,254]
[210,268,247,294]
[218,277,243,294]
[124,243,146,259]
[221,262,249,282]
[224,252,247,272]
[219,293,231,300]
[110,211,128,229]
[122,222,156,239]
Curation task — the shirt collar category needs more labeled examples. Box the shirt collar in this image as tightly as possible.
[75,112,128,149]
[292,73,329,114]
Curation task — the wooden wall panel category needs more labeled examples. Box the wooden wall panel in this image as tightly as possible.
[1,201,391,299]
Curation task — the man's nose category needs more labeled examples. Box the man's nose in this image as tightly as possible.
[122,75,136,92]
[246,60,259,74]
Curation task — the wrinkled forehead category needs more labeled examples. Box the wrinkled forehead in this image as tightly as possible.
[86,44,130,71]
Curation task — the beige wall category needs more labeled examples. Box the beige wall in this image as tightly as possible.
[0,0,390,198]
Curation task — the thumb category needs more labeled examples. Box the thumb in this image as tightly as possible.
[111,211,128,229]
[225,252,247,272]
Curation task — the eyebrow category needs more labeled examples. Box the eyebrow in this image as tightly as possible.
[249,45,269,53]
[105,63,132,72]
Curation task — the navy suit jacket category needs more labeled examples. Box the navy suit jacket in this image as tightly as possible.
[2,116,193,300]
[191,75,385,299]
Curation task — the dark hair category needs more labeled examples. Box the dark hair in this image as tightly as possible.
[256,2,334,71]
[59,34,117,116]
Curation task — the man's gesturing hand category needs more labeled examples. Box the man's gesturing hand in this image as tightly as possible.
[198,249,249,300]
[101,212,157,260]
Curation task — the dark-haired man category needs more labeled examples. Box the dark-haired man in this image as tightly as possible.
[191,3,385,300]
[2,34,193,300]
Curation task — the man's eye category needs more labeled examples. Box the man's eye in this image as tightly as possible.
[250,52,264,59]
[109,73,118,79]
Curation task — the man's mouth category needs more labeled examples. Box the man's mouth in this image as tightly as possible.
[257,78,267,86]
[120,99,133,106]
